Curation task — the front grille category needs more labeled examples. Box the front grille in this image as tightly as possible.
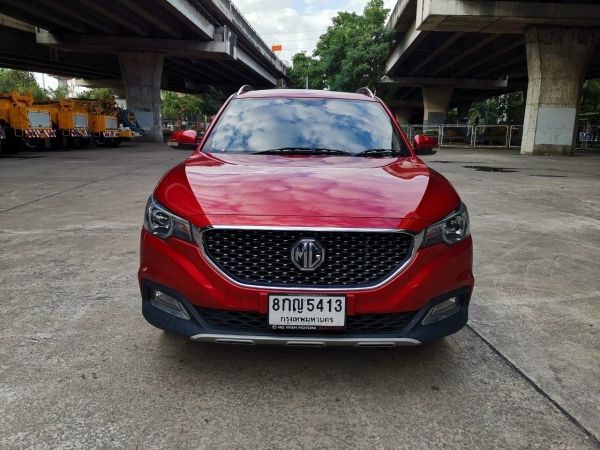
[201,229,414,288]
[196,307,417,334]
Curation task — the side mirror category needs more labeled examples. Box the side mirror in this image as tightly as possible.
[413,134,438,155]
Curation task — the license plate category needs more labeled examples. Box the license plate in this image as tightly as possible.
[268,294,346,331]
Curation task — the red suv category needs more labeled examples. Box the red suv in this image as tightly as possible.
[139,87,473,347]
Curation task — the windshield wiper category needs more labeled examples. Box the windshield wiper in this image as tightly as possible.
[354,148,401,157]
[253,147,352,156]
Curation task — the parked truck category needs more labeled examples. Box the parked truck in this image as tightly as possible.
[0,92,56,153]
[34,99,91,149]
[74,99,142,147]
[0,109,7,154]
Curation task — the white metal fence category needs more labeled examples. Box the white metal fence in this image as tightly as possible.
[402,124,598,150]
[402,124,524,149]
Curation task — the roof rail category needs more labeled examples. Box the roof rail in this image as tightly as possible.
[237,85,255,96]
[355,86,375,98]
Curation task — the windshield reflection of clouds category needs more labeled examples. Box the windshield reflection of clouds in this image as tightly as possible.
[203,98,401,154]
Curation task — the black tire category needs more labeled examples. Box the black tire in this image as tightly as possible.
[77,137,91,149]
[50,137,63,150]
[93,135,108,147]
[20,138,41,151]
[108,138,122,147]
[0,139,10,155]
[1,135,20,154]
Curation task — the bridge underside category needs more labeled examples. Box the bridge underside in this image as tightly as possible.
[386,30,600,113]
[0,0,286,141]
[385,0,600,154]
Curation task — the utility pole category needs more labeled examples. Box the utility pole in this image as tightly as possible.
[306,60,310,89]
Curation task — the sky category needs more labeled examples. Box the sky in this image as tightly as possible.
[234,0,397,64]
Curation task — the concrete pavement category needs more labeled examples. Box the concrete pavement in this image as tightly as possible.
[0,144,598,448]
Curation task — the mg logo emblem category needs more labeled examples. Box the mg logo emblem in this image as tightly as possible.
[291,238,325,271]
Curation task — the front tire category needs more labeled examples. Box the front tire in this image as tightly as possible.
[20,138,41,151]
[93,135,108,147]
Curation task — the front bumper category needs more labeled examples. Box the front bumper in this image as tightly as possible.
[141,280,471,347]
[167,140,195,149]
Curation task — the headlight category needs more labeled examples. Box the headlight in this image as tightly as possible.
[143,196,192,242]
[422,203,470,247]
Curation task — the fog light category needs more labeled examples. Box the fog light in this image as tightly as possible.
[422,297,461,325]
[150,290,190,320]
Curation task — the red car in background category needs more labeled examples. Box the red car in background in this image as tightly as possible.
[140,87,473,347]
[167,129,199,149]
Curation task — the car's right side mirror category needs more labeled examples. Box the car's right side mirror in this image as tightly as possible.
[413,134,439,155]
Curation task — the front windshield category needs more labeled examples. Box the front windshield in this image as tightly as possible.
[202,97,409,156]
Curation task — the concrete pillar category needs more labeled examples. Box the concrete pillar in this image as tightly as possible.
[118,51,164,142]
[395,107,414,125]
[521,27,596,155]
[422,86,453,125]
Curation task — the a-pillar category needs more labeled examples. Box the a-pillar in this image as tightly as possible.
[422,86,453,125]
[118,51,164,142]
[521,27,596,155]
[395,107,415,125]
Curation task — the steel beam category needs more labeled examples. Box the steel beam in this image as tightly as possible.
[36,31,236,59]
[36,0,119,34]
[408,32,464,76]
[161,0,215,40]
[76,0,150,36]
[234,46,278,85]
[119,0,183,38]
[454,37,524,77]
[0,1,88,33]
[386,21,429,74]
[429,34,500,76]
[416,0,600,33]
[384,76,508,89]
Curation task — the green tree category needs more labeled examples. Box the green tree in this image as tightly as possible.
[288,0,392,92]
[161,90,204,121]
[48,85,69,101]
[316,0,392,91]
[580,79,600,114]
[287,52,324,90]
[201,86,225,116]
[79,87,116,100]
[0,69,47,100]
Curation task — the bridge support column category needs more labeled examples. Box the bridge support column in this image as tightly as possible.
[521,27,596,155]
[422,86,453,125]
[118,51,164,142]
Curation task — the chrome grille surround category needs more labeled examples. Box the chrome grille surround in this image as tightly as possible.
[194,226,423,292]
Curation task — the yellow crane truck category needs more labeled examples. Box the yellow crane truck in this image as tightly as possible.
[34,99,91,149]
[0,92,56,153]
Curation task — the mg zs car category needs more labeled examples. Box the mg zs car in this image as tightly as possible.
[139,86,473,347]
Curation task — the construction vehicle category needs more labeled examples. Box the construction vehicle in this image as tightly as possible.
[0,92,56,153]
[75,99,142,147]
[34,99,91,148]
[0,109,6,154]
[74,99,120,147]
[118,109,144,142]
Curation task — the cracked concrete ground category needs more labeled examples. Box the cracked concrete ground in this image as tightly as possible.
[0,144,598,449]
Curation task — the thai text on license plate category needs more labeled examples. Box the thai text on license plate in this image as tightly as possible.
[268,294,346,330]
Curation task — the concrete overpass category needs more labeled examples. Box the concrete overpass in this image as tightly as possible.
[0,0,287,141]
[385,0,600,155]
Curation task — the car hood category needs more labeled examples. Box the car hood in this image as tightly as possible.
[154,153,460,230]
